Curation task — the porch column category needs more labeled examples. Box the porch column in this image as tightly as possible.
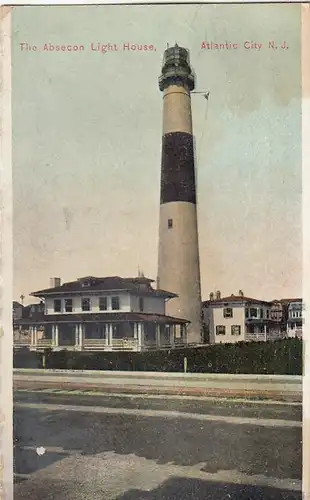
[170,325,175,347]
[133,323,138,340]
[156,324,161,347]
[30,326,35,345]
[133,322,138,347]
[183,324,188,343]
[51,325,59,347]
[34,326,38,345]
[79,324,84,348]
[137,323,142,347]
[264,324,267,342]
[75,324,79,346]
[105,324,109,346]
[108,324,113,346]
[55,325,59,346]
[52,325,59,346]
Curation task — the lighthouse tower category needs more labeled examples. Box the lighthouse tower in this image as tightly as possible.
[157,44,202,344]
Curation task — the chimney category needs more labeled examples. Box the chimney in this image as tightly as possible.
[49,277,61,289]
[216,290,221,300]
[209,292,214,301]
[239,289,244,297]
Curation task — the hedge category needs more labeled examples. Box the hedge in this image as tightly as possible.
[13,347,42,368]
[14,338,302,375]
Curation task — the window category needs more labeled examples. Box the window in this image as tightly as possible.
[139,297,144,312]
[99,296,108,311]
[65,299,72,313]
[249,307,258,318]
[231,325,241,335]
[168,218,173,229]
[223,307,233,318]
[266,310,270,319]
[111,296,120,310]
[260,308,264,319]
[216,325,226,335]
[54,299,61,313]
[82,298,91,311]
[245,308,249,318]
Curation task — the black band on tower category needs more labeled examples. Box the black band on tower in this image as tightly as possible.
[160,132,196,205]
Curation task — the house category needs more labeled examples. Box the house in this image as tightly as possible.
[270,298,303,339]
[13,275,189,351]
[202,291,285,344]
[13,301,46,345]
[287,299,303,339]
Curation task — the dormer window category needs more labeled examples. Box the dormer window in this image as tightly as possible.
[78,276,97,288]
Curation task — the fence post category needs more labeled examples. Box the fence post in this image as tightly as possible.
[183,356,187,374]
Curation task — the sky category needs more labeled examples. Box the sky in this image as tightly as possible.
[12,3,302,304]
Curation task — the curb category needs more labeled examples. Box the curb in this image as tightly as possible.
[13,368,303,382]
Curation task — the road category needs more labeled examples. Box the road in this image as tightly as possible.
[14,389,302,499]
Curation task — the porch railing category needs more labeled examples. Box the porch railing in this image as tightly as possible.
[83,338,139,350]
[174,337,186,344]
[36,338,53,347]
[13,339,31,348]
[14,336,185,351]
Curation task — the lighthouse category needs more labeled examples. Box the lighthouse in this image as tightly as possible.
[157,44,202,344]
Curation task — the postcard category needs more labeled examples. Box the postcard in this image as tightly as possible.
[0,2,308,499]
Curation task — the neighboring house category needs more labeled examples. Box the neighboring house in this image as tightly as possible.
[287,299,303,339]
[23,302,45,320]
[202,291,284,344]
[13,301,45,344]
[270,298,303,339]
[13,301,23,323]
[270,300,285,322]
[14,275,189,351]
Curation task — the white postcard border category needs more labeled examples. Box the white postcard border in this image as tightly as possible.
[0,3,308,499]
